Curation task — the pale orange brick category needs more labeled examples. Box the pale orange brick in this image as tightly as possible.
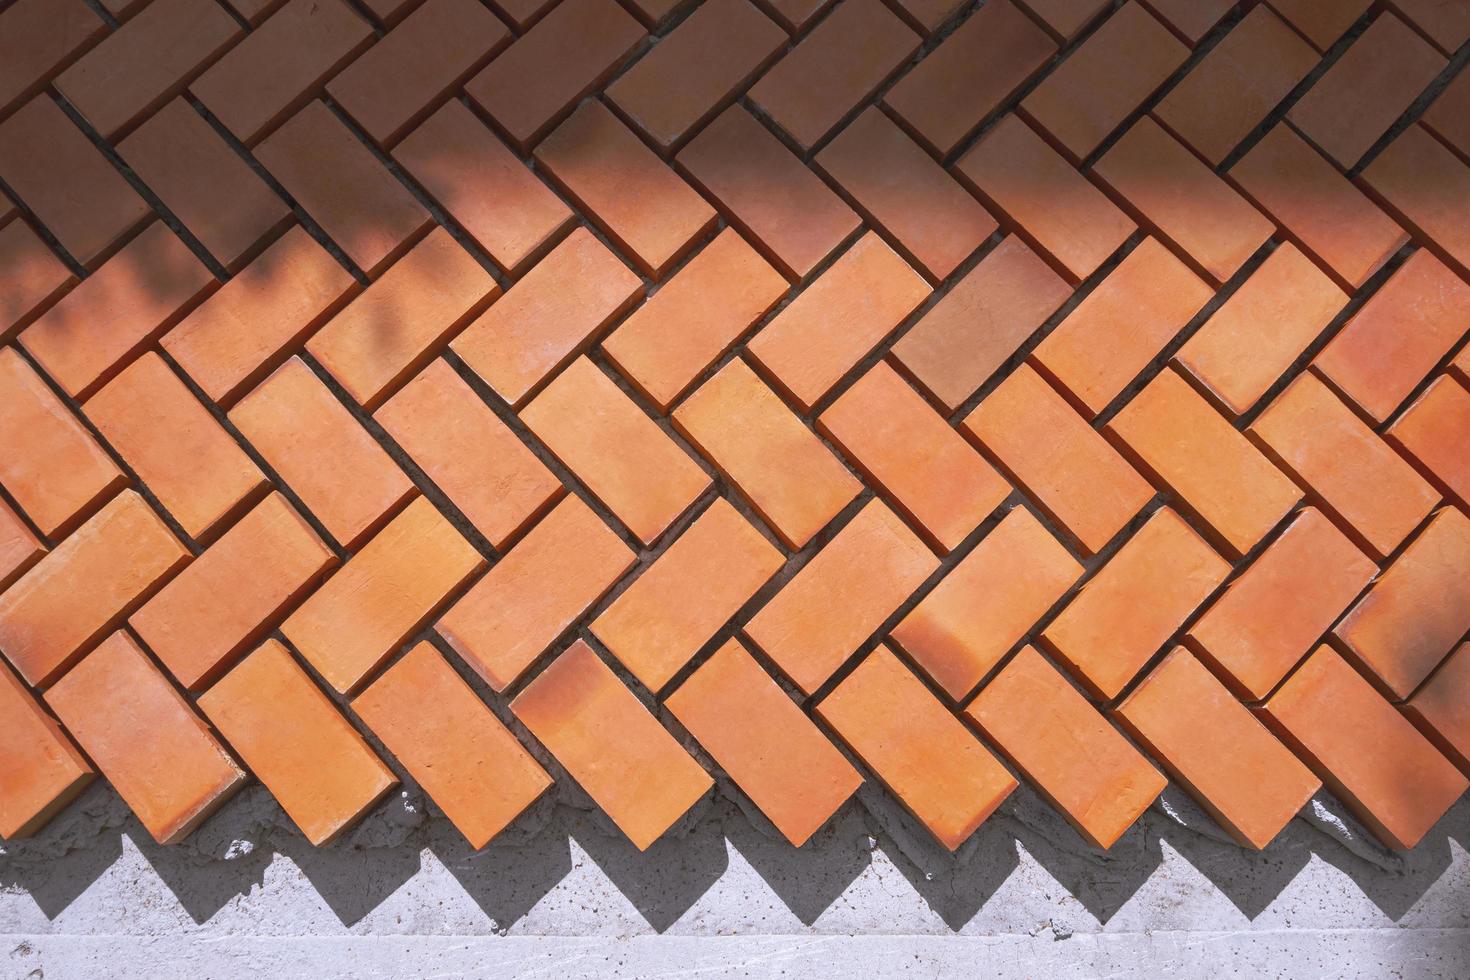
[200,639,396,845]
[1266,0,1371,50]
[437,495,634,691]
[0,659,93,839]
[0,499,44,595]
[0,0,106,119]
[0,219,76,339]
[1404,644,1470,776]
[673,358,861,549]
[1388,376,1470,508]
[1363,124,1470,281]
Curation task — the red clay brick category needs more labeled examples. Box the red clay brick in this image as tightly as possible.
[1107,369,1301,558]
[890,235,1072,411]
[744,500,937,695]
[200,639,396,844]
[1229,124,1407,291]
[819,362,1009,553]
[602,227,788,411]
[1015,0,1110,39]
[1250,374,1439,560]
[1403,643,1470,776]
[667,637,862,846]
[512,640,712,850]
[1390,0,1470,52]
[1363,124,1470,281]
[1174,243,1346,418]
[1266,0,1371,51]
[97,0,149,20]
[891,0,965,33]
[816,108,997,282]
[1313,250,1470,424]
[673,357,861,549]
[592,498,782,691]
[1031,239,1212,419]
[676,106,862,281]
[537,101,715,279]
[1138,0,1230,42]
[1388,375,1470,509]
[357,0,424,26]
[327,0,509,148]
[815,645,1016,850]
[0,658,93,839]
[466,0,644,150]
[964,364,1154,556]
[255,101,432,279]
[190,0,374,146]
[228,357,415,550]
[1094,117,1273,286]
[163,225,360,407]
[0,220,74,340]
[353,641,553,848]
[748,0,919,151]
[957,116,1136,285]
[451,227,641,408]
[393,100,573,275]
[1154,7,1319,166]
[437,495,634,691]
[481,0,558,29]
[892,507,1082,700]
[0,499,45,596]
[1187,508,1376,702]
[1333,506,1470,700]
[1260,644,1467,849]
[44,631,245,845]
[308,227,497,410]
[223,0,288,25]
[521,357,710,545]
[968,646,1165,849]
[1423,67,1470,160]
[882,0,1057,157]
[1456,344,1470,385]
[0,0,106,119]
[129,493,335,691]
[1115,647,1320,849]
[606,0,784,153]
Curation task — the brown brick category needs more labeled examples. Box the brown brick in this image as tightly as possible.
[1423,68,1470,160]
[1389,0,1470,52]
[1016,0,1110,39]
[1266,0,1371,51]
[0,219,75,339]
[1362,124,1470,281]
[0,0,106,119]
[0,659,94,839]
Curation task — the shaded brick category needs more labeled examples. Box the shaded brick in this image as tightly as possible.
[1403,644,1470,776]
[1138,0,1231,43]
[1015,0,1110,39]
[1362,124,1470,281]
[1423,67,1470,160]
[0,659,93,839]
[1388,0,1470,52]
[0,499,45,596]
[1266,0,1372,51]
[0,220,75,339]
[0,0,106,119]
[1388,375,1470,509]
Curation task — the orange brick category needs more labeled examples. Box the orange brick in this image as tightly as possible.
[964,364,1153,557]
[1333,507,1470,700]
[1016,0,1110,39]
[0,658,93,839]
[1187,508,1376,702]
[0,218,77,339]
[883,0,1057,157]
[819,362,1009,553]
[1388,376,1470,508]
[1313,250,1470,424]
[255,101,432,279]
[1390,0,1470,52]
[0,491,187,687]
[673,358,861,549]
[44,631,245,844]
[190,0,374,146]
[228,357,415,550]
[816,108,997,282]
[749,0,918,151]
[1260,644,1467,849]
[1404,643,1470,776]
[129,493,336,691]
[890,236,1071,411]
[1229,124,1407,291]
[676,106,861,281]
[892,507,1081,700]
[393,100,573,275]
[466,0,644,151]
[1174,243,1346,417]
[592,499,781,691]
[164,226,360,407]
[606,0,784,153]
[1423,67,1470,159]
[1250,374,1439,560]
[0,0,106,118]
[452,228,641,408]
[353,641,553,848]
[1094,118,1273,286]
[667,638,863,846]
[0,498,45,595]
[1289,13,1444,168]
[512,640,712,850]
[1266,0,1371,50]
[1363,124,1470,281]
[602,227,788,411]
[117,99,291,273]
[199,639,396,844]
[53,0,241,140]
[0,346,124,538]
[282,496,484,694]
[1107,369,1302,558]
[437,495,634,691]
[1115,648,1320,849]
[816,645,1015,849]
[745,500,936,695]
[375,359,562,549]
[20,222,216,400]
[968,646,1165,849]
[521,358,710,545]
[1032,239,1212,419]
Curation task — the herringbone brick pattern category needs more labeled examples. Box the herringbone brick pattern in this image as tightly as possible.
[2,0,1469,861]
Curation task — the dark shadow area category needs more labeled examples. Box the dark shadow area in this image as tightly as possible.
[429,799,574,930]
[0,783,124,919]
[724,796,872,926]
